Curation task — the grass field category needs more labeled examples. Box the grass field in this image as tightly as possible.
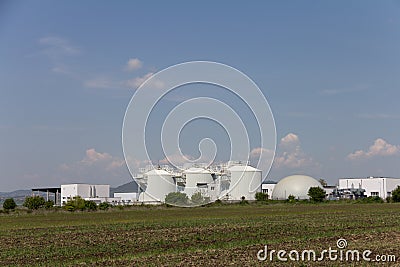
[0,203,399,266]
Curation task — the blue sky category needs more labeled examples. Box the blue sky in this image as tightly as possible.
[1,1,400,191]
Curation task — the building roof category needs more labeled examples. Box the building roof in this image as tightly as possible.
[31,187,61,193]
[262,180,277,184]
[227,165,261,172]
[111,181,138,194]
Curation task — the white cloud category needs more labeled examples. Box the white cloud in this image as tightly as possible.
[319,86,368,96]
[59,148,128,185]
[356,113,400,120]
[125,72,152,88]
[39,36,80,56]
[125,58,142,71]
[51,66,70,74]
[347,138,400,160]
[160,153,194,166]
[250,147,270,158]
[123,72,164,89]
[273,133,318,169]
[84,77,118,89]
[280,133,299,146]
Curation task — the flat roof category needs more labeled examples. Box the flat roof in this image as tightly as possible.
[31,187,61,193]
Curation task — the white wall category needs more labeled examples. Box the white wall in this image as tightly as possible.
[338,178,400,199]
[61,184,110,205]
[114,192,138,203]
[261,184,275,199]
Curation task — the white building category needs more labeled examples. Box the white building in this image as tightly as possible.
[261,181,276,199]
[338,177,400,199]
[113,192,138,205]
[137,169,176,203]
[183,167,215,198]
[227,165,262,201]
[61,184,110,205]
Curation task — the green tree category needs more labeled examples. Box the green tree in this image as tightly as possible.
[84,200,97,211]
[165,192,189,206]
[308,187,326,202]
[98,202,111,210]
[23,196,46,210]
[287,195,296,203]
[63,196,86,212]
[45,200,54,209]
[3,198,17,211]
[191,192,206,205]
[392,186,400,203]
[255,192,268,201]
[318,179,328,187]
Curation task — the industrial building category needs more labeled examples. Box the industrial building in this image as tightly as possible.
[261,181,277,199]
[338,177,400,199]
[32,169,400,206]
[61,184,113,205]
[135,161,262,204]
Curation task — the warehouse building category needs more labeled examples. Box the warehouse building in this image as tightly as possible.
[338,177,400,199]
[61,184,113,205]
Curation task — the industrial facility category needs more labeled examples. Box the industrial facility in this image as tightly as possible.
[135,161,262,204]
[31,166,400,206]
[337,177,400,199]
[61,184,114,205]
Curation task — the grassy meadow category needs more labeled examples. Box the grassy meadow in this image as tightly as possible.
[0,203,399,266]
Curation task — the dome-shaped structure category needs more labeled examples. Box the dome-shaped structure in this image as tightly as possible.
[271,175,322,200]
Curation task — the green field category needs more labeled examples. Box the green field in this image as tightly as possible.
[0,203,399,266]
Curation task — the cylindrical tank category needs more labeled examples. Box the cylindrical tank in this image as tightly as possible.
[183,167,214,197]
[227,165,262,200]
[139,169,175,203]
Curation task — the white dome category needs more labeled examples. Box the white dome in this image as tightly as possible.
[272,175,322,200]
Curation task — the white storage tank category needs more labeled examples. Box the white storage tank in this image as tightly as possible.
[138,168,175,203]
[227,165,262,200]
[183,167,214,198]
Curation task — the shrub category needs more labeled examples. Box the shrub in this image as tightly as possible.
[165,192,189,206]
[84,200,97,211]
[3,198,17,211]
[99,202,111,210]
[287,195,296,203]
[63,196,86,212]
[45,200,54,209]
[23,196,46,210]
[392,186,400,202]
[308,187,326,202]
[191,192,208,205]
[255,192,268,201]
[364,196,384,203]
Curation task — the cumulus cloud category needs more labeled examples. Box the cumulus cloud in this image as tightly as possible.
[79,148,125,170]
[280,133,299,146]
[123,72,165,89]
[59,148,128,184]
[159,153,194,166]
[39,36,80,56]
[125,58,142,71]
[249,133,318,171]
[273,133,318,169]
[84,77,118,89]
[347,138,400,160]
